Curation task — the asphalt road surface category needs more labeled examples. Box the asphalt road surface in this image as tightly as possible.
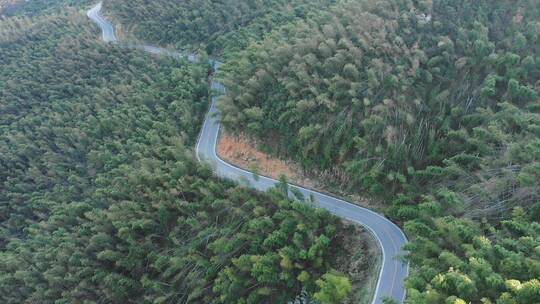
[87,3,409,303]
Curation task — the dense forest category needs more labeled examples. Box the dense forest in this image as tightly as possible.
[216,0,540,303]
[0,0,91,16]
[103,0,339,56]
[0,6,369,304]
[2,0,539,303]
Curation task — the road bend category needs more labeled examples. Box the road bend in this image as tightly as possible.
[87,3,409,303]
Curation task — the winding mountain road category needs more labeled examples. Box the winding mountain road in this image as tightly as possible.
[87,3,409,303]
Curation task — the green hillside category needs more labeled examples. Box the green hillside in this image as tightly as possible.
[0,8,368,304]
[2,0,539,303]
[216,0,540,302]
[0,0,92,16]
[103,0,338,55]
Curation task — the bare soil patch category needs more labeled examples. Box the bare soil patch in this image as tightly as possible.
[217,130,318,188]
[217,130,381,210]
[217,130,381,304]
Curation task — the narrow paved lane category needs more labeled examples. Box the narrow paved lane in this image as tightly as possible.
[87,3,409,303]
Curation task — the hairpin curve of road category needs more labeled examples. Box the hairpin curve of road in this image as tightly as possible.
[87,2,409,303]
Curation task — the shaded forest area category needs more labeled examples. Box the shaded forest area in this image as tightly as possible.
[215,0,540,303]
[103,0,339,56]
[0,0,92,16]
[0,8,368,304]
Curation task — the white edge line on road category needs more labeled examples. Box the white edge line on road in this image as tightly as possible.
[88,3,409,303]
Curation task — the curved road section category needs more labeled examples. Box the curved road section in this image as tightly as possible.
[87,3,409,303]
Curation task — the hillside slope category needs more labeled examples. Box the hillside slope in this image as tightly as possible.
[0,8,370,304]
[103,0,338,55]
[216,0,540,303]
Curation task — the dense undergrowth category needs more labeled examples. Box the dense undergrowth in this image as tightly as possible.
[0,8,366,304]
[216,0,540,303]
[0,0,92,16]
[103,0,339,56]
[2,0,538,303]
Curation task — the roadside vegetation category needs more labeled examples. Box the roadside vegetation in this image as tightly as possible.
[0,7,367,304]
[2,0,538,303]
[0,0,92,16]
[216,0,540,303]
